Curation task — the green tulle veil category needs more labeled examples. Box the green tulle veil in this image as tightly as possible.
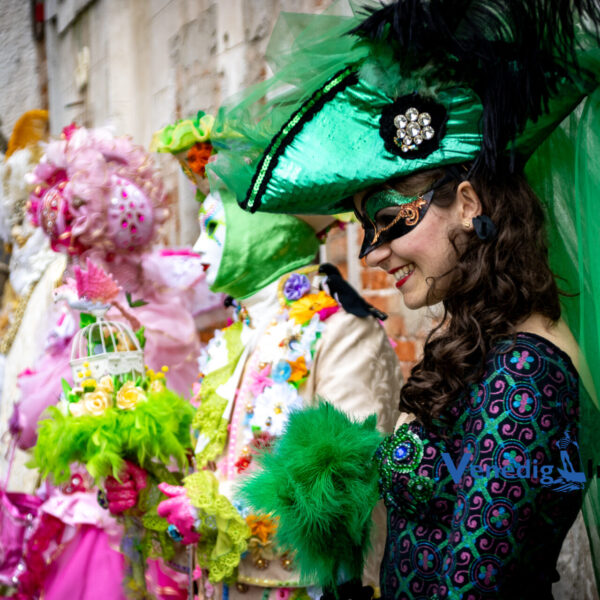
[526,86,600,584]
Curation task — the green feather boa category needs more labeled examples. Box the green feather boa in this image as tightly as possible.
[240,401,382,589]
[33,388,194,483]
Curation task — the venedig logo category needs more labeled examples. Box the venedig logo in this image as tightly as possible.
[441,431,586,492]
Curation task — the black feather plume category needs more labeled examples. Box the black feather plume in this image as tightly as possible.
[351,0,600,179]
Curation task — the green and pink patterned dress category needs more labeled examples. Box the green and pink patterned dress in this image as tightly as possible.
[377,333,582,599]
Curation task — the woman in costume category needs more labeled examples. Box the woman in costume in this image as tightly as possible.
[150,115,402,599]
[208,1,600,598]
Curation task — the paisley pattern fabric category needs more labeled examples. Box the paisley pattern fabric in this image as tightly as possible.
[378,333,582,599]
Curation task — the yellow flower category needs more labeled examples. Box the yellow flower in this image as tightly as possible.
[148,379,165,393]
[82,378,96,390]
[116,381,147,410]
[82,390,112,416]
[288,291,338,325]
[97,375,114,395]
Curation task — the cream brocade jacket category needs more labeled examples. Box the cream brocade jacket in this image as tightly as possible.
[197,271,402,600]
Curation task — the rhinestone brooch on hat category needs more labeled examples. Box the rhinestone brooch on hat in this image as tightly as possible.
[393,108,435,153]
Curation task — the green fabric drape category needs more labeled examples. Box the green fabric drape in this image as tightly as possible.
[526,87,600,586]
[209,186,319,300]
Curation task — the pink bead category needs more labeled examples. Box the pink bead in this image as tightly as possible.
[120,205,124,211]
[121,221,128,229]
[139,215,145,222]
[121,189,128,198]
[131,225,137,233]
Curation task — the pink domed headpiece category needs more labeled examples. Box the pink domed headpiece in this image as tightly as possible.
[27,125,170,255]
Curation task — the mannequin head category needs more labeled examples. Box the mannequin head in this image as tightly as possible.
[192,187,320,300]
[193,193,226,287]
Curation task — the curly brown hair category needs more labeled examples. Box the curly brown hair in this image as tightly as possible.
[395,166,561,429]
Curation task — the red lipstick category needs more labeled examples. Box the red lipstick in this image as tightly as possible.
[395,272,413,288]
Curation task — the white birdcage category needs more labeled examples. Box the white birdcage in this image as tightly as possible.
[70,313,144,382]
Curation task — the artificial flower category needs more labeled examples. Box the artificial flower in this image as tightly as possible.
[82,390,112,416]
[251,431,275,452]
[68,400,88,417]
[235,455,252,473]
[250,384,303,437]
[96,375,114,395]
[317,305,339,321]
[82,378,96,390]
[288,314,324,361]
[283,273,311,302]
[249,364,273,396]
[149,378,166,393]
[187,142,213,177]
[115,332,137,352]
[272,361,292,383]
[258,319,302,364]
[62,123,78,140]
[287,356,308,383]
[116,380,147,410]
[288,291,338,326]
[246,514,278,545]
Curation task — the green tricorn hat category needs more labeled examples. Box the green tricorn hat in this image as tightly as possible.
[209,0,600,215]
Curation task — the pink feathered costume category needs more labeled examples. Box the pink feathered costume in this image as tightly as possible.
[7,125,219,599]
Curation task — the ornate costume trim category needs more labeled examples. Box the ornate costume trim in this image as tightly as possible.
[379,94,448,158]
[184,470,251,583]
[193,322,244,468]
[243,67,358,212]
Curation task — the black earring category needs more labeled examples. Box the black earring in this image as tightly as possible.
[472,215,497,242]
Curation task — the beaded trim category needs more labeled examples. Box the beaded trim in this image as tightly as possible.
[379,94,448,159]
[243,67,358,212]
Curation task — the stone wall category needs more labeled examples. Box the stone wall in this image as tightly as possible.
[0,0,45,148]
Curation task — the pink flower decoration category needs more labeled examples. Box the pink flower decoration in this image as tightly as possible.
[317,305,340,321]
[157,483,201,545]
[249,364,273,396]
[74,258,121,303]
[62,123,78,140]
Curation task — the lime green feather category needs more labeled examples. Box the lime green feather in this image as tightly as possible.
[33,389,194,483]
[239,401,382,589]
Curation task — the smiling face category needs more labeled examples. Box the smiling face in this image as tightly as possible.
[356,178,480,310]
[193,193,226,287]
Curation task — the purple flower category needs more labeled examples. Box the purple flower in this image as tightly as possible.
[283,274,311,301]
